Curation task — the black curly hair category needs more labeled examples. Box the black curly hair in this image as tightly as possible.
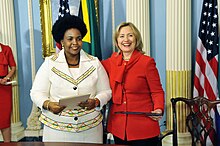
[52,15,87,44]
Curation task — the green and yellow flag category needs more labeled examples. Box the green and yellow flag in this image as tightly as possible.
[80,0,102,60]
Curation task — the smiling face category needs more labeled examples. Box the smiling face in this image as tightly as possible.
[117,26,136,55]
[61,28,83,57]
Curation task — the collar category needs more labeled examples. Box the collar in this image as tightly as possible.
[110,50,142,67]
[52,49,94,63]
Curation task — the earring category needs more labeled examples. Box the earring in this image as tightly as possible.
[61,44,64,49]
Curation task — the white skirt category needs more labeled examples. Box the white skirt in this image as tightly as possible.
[43,123,103,143]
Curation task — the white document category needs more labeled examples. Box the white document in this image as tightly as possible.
[59,94,91,109]
[5,81,17,85]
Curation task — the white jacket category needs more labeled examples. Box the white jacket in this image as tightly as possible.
[30,49,111,133]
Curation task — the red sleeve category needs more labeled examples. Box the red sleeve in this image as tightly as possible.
[101,59,110,74]
[145,58,164,112]
[7,46,16,67]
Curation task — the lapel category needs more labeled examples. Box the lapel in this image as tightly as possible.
[109,50,142,104]
[51,49,96,86]
[126,50,142,70]
[110,50,142,83]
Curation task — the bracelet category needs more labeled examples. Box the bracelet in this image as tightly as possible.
[3,76,10,80]
[46,101,50,111]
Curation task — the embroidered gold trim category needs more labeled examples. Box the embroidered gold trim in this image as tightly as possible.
[51,53,59,61]
[60,109,95,117]
[84,52,95,60]
[39,113,103,132]
[51,66,96,85]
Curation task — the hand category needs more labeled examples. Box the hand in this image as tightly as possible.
[0,78,7,85]
[78,99,97,110]
[47,101,66,114]
[150,109,163,121]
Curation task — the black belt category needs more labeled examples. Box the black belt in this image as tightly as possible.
[114,111,162,116]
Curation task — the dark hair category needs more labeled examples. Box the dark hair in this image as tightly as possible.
[52,15,87,44]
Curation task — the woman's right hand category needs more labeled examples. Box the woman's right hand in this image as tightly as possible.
[150,109,163,121]
[43,100,66,114]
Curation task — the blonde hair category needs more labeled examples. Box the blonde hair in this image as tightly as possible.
[114,22,145,54]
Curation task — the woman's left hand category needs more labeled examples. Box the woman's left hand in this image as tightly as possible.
[0,78,8,85]
[78,99,96,110]
[150,109,163,121]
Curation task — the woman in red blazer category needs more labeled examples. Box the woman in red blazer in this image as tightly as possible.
[102,22,164,146]
[0,43,16,142]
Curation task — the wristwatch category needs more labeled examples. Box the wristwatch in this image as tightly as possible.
[5,77,10,81]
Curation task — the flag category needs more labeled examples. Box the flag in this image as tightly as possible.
[58,0,70,19]
[55,0,102,59]
[193,0,220,145]
[56,0,71,52]
[79,0,102,60]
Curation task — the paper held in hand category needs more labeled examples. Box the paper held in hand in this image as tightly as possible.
[59,94,91,109]
[5,81,17,85]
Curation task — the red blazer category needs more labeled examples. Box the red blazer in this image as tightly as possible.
[0,43,16,76]
[102,50,164,141]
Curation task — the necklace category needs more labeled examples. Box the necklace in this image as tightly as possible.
[123,57,130,61]
[67,61,79,66]
[123,55,131,61]
[67,56,80,66]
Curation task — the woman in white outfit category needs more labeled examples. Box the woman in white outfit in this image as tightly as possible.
[30,15,111,143]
